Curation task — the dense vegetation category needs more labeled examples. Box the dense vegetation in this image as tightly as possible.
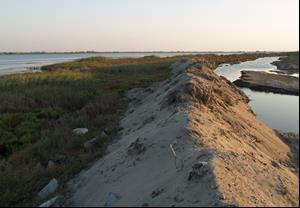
[0,56,177,206]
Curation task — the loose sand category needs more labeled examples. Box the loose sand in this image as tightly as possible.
[67,59,299,207]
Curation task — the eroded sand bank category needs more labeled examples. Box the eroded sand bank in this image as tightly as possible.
[234,70,299,95]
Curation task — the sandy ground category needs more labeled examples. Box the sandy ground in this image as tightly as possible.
[67,59,299,207]
[234,70,299,95]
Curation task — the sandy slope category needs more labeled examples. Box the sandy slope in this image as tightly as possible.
[67,59,299,207]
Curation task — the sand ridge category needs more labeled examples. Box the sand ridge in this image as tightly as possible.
[67,59,299,207]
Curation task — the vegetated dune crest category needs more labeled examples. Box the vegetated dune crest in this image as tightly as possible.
[68,58,299,207]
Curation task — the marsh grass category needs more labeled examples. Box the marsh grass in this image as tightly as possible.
[0,56,176,206]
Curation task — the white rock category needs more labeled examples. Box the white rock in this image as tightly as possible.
[73,128,89,135]
[104,192,121,207]
[38,178,59,199]
[39,196,64,207]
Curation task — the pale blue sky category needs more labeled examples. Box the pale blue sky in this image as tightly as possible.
[0,0,299,52]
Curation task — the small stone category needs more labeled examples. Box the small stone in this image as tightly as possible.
[128,138,146,155]
[54,153,68,164]
[84,137,101,150]
[271,160,280,168]
[151,188,164,198]
[73,128,88,135]
[217,192,226,200]
[38,178,59,199]
[142,203,149,207]
[104,192,121,207]
[188,161,209,181]
[276,184,288,195]
[174,195,184,203]
[225,166,231,171]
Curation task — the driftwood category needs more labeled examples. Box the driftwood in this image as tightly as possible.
[170,143,184,170]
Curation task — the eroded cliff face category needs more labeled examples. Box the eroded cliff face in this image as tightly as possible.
[68,59,299,207]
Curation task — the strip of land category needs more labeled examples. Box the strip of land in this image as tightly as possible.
[0,53,298,206]
[233,71,299,95]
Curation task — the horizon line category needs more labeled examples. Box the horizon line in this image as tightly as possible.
[1,50,299,54]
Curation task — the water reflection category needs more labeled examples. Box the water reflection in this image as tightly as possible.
[243,88,299,133]
[215,57,299,133]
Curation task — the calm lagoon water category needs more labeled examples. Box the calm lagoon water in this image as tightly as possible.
[0,53,100,75]
[215,57,299,133]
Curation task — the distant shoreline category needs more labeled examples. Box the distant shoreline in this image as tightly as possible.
[0,51,297,78]
[0,51,255,77]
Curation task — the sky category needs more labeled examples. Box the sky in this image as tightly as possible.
[0,0,299,52]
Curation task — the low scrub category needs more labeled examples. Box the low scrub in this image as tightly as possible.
[0,56,175,206]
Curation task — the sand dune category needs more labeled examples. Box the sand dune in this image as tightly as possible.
[67,59,299,207]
